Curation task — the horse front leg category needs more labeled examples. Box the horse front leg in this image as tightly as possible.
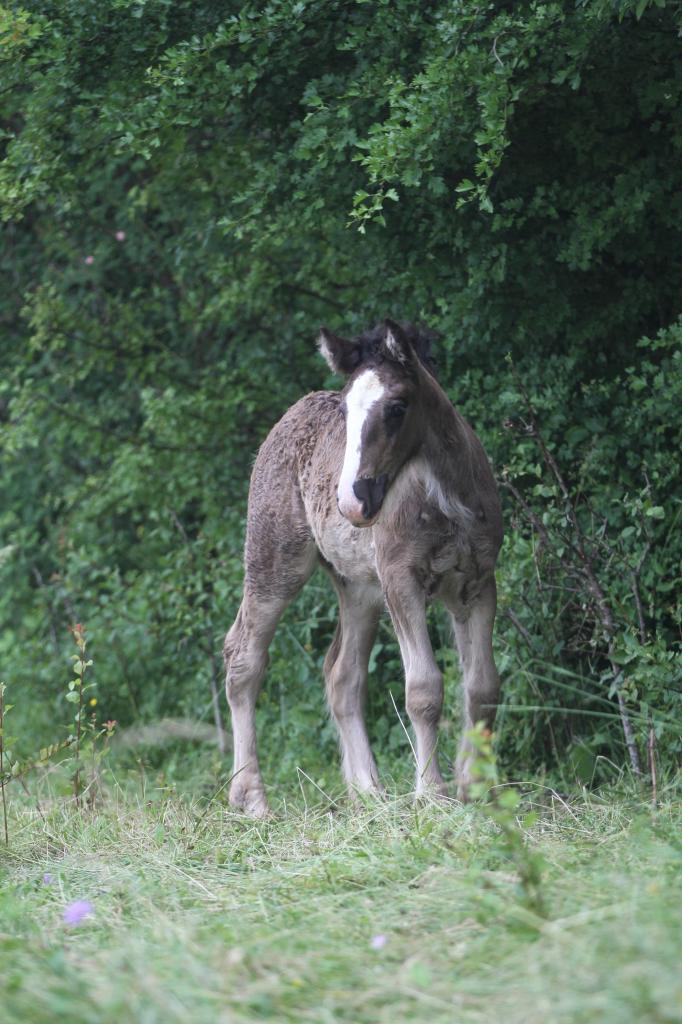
[448,576,500,801]
[324,580,383,798]
[382,572,447,798]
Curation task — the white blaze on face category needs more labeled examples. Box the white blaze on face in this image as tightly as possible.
[337,370,385,521]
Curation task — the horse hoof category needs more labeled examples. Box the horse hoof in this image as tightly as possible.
[229,785,271,819]
[415,781,452,805]
[456,776,481,803]
[348,783,387,805]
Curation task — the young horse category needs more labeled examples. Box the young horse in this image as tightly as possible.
[223,319,503,817]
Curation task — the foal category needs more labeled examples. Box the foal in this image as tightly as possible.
[224,320,503,816]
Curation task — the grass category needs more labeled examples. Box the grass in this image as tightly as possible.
[1,767,681,1024]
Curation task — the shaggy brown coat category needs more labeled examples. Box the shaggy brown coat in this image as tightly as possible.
[224,320,503,816]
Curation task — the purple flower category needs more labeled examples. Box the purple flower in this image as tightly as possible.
[84,255,94,266]
[370,934,388,950]
[63,900,93,926]
[43,873,53,886]
[114,230,126,242]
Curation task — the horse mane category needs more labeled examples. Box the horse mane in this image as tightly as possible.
[351,322,439,378]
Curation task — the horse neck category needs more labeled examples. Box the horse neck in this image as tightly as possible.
[416,374,477,506]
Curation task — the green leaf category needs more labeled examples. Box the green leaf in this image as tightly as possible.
[496,789,521,810]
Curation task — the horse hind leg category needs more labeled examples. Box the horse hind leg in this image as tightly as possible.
[223,595,285,817]
[225,466,317,816]
[225,549,316,817]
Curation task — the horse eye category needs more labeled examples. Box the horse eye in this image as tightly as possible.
[386,401,407,419]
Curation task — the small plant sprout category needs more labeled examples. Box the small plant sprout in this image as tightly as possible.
[66,623,93,808]
[466,722,546,917]
[0,681,14,844]
[65,626,115,809]
[0,634,114,824]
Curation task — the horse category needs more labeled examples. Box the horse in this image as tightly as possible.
[223,319,503,817]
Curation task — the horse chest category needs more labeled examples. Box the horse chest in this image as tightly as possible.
[313,515,379,584]
[312,505,481,607]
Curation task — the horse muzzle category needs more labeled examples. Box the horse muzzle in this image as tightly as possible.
[337,474,388,527]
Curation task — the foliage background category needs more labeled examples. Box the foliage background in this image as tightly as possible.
[1,0,680,788]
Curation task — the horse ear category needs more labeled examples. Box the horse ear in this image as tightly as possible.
[381,319,413,366]
[317,327,361,375]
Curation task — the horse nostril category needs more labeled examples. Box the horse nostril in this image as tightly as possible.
[352,477,371,511]
[353,475,388,520]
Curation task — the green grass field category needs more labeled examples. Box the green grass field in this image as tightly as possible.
[1,766,680,1024]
